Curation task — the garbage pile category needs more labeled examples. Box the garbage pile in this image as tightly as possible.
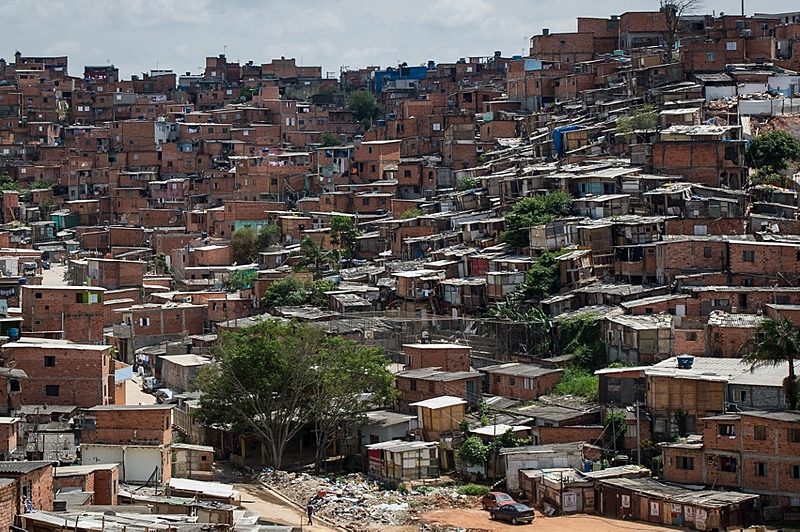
[259,470,477,529]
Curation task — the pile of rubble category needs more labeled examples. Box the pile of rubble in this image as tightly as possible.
[259,470,477,528]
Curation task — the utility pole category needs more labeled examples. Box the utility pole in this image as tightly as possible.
[636,402,642,466]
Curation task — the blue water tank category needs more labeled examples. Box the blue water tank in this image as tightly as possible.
[677,355,695,369]
[7,328,19,340]
[17,277,27,285]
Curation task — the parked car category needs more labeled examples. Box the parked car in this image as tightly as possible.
[490,503,536,525]
[142,376,160,393]
[481,491,515,510]
[155,388,177,404]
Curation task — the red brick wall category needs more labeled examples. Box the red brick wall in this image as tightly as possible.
[487,371,563,401]
[729,241,800,279]
[3,344,111,407]
[20,286,105,343]
[672,327,708,356]
[83,407,172,445]
[21,465,54,512]
[662,446,704,484]
[0,480,17,532]
[396,376,480,413]
[537,425,604,446]
[92,467,118,505]
[708,324,754,357]
[0,421,18,453]
[665,218,744,236]
[404,345,471,372]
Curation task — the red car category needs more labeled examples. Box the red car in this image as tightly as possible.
[481,491,515,510]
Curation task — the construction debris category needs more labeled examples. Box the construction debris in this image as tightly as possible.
[259,470,477,529]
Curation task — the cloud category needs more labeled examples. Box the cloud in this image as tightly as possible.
[0,0,797,78]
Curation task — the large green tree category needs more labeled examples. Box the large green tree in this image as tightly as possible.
[231,227,258,264]
[747,131,800,185]
[329,215,360,265]
[309,335,397,471]
[740,317,800,410]
[293,236,337,279]
[501,192,572,249]
[194,320,395,469]
[256,224,281,249]
[346,91,382,130]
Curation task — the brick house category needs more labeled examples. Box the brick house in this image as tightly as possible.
[0,461,53,513]
[1,342,112,407]
[651,125,747,189]
[20,286,106,343]
[112,303,206,361]
[645,356,796,437]
[403,343,471,372]
[80,404,173,484]
[395,368,481,414]
[53,463,119,505]
[0,367,25,415]
[0,418,19,460]
[86,258,146,289]
[480,363,564,402]
[662,411,800,507]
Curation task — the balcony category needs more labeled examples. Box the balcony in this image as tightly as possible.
[112,323,132,339]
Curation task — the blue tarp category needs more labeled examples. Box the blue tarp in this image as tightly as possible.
[553,125,579,157]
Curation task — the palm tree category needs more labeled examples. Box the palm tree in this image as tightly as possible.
[292,236,337,279]
[740,318,800,410]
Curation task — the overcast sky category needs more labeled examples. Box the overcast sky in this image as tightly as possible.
[0,0,796,79]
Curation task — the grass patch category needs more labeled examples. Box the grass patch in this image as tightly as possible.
[553,367,599,401]
[457,483,490,496]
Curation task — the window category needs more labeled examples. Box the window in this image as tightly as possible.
[676,456,694,470]
[404,170,412,178]
[706,52,716,62]
[792,465,800,479]
[409,379,416,391]
[755,462,767,476]
[725,145,739,163]
[139,317,150,327]
[686,332,698,341]
[732,389,747,402]
[718,423,736,437]
[719,456,737,472]
[523,378,533,390]
[45,384,60,397]
[509,377,516,387]
[367,147,373,154]
[9,379,20,393]
[742,250,755,262]
[370,164,376,173]
[704,247,712,258]
[44,356,55,367]
[35,292,42,299]
[362,198,370,206]
[726,41,738,51]
[789,428,800,443]
[754,425,767,440]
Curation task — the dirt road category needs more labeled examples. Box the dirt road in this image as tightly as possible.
[418,508,684,532]
[235,482,336,531]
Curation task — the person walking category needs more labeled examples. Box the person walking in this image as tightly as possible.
[306,501,314,526]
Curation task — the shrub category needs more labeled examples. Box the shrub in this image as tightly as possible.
[553,367,599,401]
[458,483,490,496]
